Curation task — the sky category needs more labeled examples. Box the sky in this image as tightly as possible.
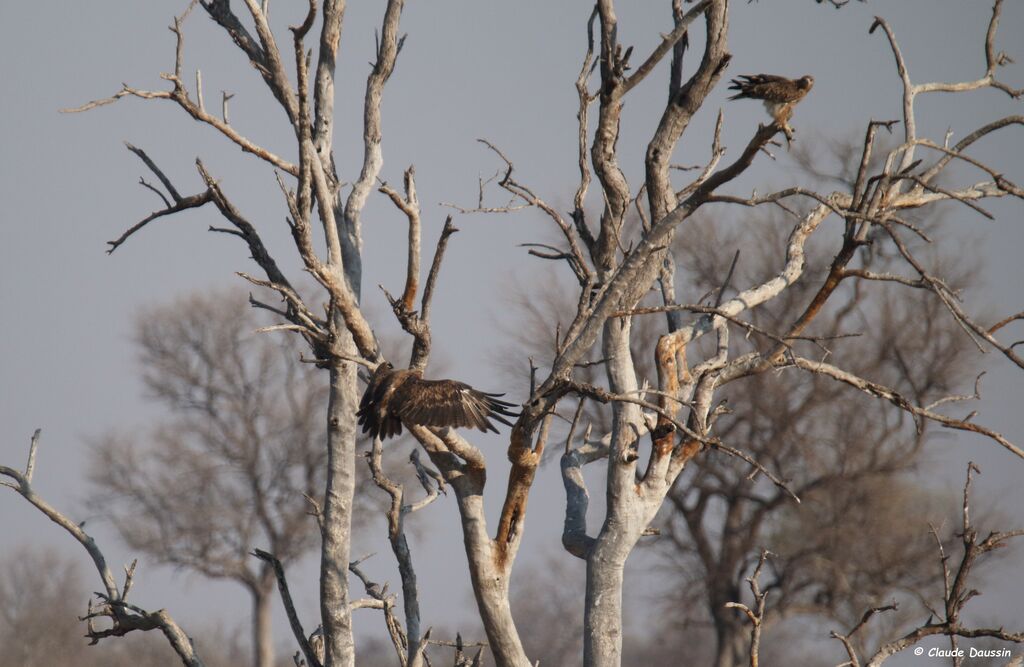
[1,1,1022,665]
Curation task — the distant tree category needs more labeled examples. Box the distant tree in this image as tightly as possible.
[0,546,84,667]
[88,289,331,667]
[508,556,586,665]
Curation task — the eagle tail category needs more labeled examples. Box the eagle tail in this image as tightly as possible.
[385,416,403,440]
[356,407,376,437]
[727,75,757,100]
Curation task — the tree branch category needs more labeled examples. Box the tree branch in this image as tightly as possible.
[252,549,322,667]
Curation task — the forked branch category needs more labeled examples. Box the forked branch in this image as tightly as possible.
[726,549,773,667]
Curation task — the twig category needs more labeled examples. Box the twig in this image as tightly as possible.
[24,428,41,482]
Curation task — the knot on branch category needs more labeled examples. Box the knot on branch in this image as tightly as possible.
[651,422,676,441]
[381,284,425,331]
[610,43,633,79]
[80,593,161,645]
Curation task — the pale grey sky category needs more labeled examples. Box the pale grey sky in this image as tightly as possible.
[1,1,1022,665]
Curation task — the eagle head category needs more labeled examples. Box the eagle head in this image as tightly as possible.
[798,75,815,91]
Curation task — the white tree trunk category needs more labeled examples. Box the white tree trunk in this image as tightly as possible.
[320,338,360,667]
[584,317,646,667]
[584,543,628,667]
[455,481,532,667]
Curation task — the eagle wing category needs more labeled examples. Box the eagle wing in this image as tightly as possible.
[728,74,805,103]
[394,377,518,434]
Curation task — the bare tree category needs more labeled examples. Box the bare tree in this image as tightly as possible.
[2,430,207,664]
[55,2,405,664]
[3,2,1023,667]
[0,546,91,667]
[87,289,331,667]
[443,2,1024,666]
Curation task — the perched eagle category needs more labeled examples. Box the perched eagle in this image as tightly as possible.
[357,362,518,441]
[728,74,814,136]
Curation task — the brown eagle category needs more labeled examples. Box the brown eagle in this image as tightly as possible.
[728,74,814,136]
[357,362,518,440]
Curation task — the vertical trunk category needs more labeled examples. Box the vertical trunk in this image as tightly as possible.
[414,426,530,667]
[252,585,274,667]
[584,317,645,667]
[320,338,359,667]
[583,543,627,667]
[454,486,531,667]
[710,584,747,667]
[711,506,747,667]
[710,618,748,667]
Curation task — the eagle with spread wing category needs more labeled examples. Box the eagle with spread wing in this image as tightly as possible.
[357,362,518,440]
[728,74,814,138]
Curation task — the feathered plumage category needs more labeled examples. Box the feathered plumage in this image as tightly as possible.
[357,362,518,441]
[728,74,814,129]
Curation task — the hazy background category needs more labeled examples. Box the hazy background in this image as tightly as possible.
[1,1,1021,665]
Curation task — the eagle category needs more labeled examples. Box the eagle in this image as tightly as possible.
[357,362,518,440]
[728,74,814,139]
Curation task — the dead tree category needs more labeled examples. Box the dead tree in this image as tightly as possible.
[52,1,407,665]
[503,209,976,667]
[3,2,1023,667]
[445,2,1023,666]
[707,467,1024,667]
[647,209,979,667]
